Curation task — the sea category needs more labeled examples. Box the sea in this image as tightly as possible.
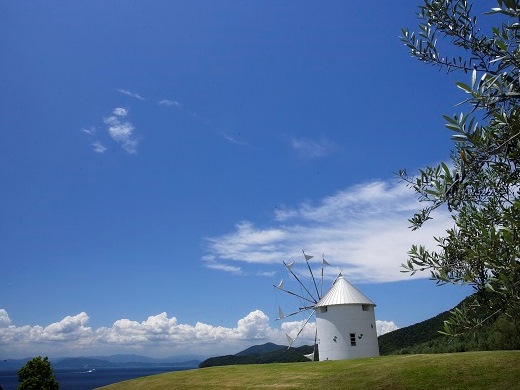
[0,366,193,390]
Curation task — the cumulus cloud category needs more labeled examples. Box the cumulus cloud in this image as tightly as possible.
[0,309,280,358]
[0,309,12,327]
[117,89,145,100]
[103,107,139,154]
[0,309,397,359]
[204,180,452,283]
[376,320,398,336]
[42,313,92,342]
[290,137,334,158]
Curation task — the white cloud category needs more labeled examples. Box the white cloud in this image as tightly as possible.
[0,309,12,327]
[0,309,397,359]
[205,261,243,274]
[103,108,139,154]
[117,89,145,100]
[158,99,180,107]
[42,313,92,342]
[204,180,452,283]
[219,132,251,147]
[376,320,398,336]
[92,142,107,153]
[113,107,128,117]
[0,309,274,358]
[82,126,96,135]
[290,137,334,158]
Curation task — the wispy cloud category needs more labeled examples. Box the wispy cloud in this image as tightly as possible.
[290,137,335,158]
[82,92,251,155]
[81,126,96,136]
[157,99,181,107]
[206,262,243,274]
[117,89,145,101]
[204,179,452,283]
[103,107,139,154]
[92,142,107,153]
[219,132,251,147]
[0,308,396,358]
[81,127,108,153]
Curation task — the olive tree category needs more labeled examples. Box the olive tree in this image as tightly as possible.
[18,356,59,390]
[399,0,520,335]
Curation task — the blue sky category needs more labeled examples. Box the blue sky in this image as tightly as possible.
[1,0,473,359]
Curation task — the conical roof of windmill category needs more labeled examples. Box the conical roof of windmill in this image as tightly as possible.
[316,274,375,307]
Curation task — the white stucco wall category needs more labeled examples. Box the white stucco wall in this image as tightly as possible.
[316,304,379,361]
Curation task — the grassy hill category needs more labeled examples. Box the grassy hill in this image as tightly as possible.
[97,350,520,390]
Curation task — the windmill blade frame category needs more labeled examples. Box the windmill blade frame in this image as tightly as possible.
[302,250,320,300]
[285,309,315,350]
[283,260,318,304]
[273,282,317,305]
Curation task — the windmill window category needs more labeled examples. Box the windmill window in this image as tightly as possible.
[362,304,369,311]
[319,306,328,313]
[350,333,356,346]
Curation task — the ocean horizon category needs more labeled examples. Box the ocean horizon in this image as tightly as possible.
[0,366,194,390]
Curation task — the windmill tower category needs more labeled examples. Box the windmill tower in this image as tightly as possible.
[315,274,379,360]
[275,252,379,361]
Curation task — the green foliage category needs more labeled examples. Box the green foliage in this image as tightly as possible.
[379,295,520,355]
[399,0,520,335]
[17,356,59,390]
[378,308,452,355]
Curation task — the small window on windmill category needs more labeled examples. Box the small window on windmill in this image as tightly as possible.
[362,304,369,311]
[319,306,328,313]
[350,333,356,346]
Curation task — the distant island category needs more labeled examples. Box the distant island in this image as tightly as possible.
[0,354,203,371]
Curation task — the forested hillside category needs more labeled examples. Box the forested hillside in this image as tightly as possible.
[379,296,520,355]
[199,344,315,368]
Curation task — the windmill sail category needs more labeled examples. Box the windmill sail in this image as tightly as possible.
[321,255,331,297]
[285,332,294,347]
[303,250,320,300]
[304,352,315,361]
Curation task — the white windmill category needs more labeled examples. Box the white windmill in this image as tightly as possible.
[274,251,380,361]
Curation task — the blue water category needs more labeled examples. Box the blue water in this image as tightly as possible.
[0,367,193,390]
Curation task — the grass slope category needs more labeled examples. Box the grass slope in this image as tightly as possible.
[97,350,520,390]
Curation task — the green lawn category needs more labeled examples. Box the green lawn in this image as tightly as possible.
[97,350,520,390]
